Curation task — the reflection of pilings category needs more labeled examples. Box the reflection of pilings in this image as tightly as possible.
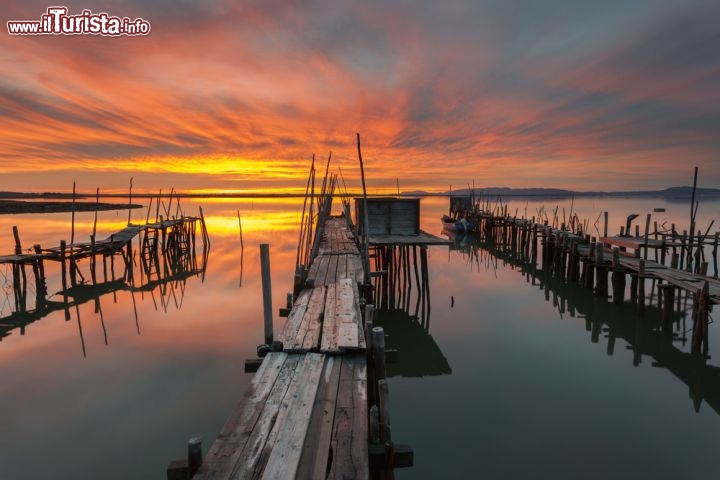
[372,244,431,330]
[452,229,720,415]
[375,308,452,378]
[0,221,208,345]
[454,210,716,356]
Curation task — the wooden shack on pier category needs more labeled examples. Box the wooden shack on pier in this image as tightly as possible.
[355,197,420,236]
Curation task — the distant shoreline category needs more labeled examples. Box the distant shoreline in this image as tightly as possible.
[0,200,143,215]
[1,185,719,201]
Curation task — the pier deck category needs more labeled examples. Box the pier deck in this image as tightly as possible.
[194,216,372,480]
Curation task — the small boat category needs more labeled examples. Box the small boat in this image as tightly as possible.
[441,214,457,230]
[441,215,476,232]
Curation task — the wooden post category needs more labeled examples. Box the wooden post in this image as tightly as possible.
[296,155,315,266]
[188,437,202,476]
[611,248,625,304]
[570,242,579,281]
[126,238,134,284]
[671,252,679,269]
[11,226,26,312]
[293,264,306,297]
[90,235,97,285]
[70,181,76,245]
[638,259,646,315]
[365,304,376,405]
[378,379,392,445]
[688,166,698,271]
[357,133,371,286]
[713,232,719,278]
[260,244,274,345]
[127,177,133,226]
[691,281,709,354]
[595,241,606,297]
[585,242,596,289]
[33,244,47,305]
[661,285,675,330]
[365,304,375,347]
[60,240,70,320]
[372,326,387,382]
[643,213,651,260]
[603,211,608,238]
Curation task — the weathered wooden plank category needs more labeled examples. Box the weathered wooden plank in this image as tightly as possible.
[337,278,360,351]
[347,256,364,285]
[335,254,348,281]
[314,256,330,287]
[261,353,326,480]
[279,289,311,349]
[600,235,666,249]
[228,354,302,479]
[328,354,369,480]
[321,282,339,353]
[325,254,339,285]
[296,356,342,479]
[193,353,289,479]
[293,285,326,352]
[355,281,366,351]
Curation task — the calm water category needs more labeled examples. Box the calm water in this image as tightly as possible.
[1,195,719,479]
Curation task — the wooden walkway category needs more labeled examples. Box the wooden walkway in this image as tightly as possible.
[451,207,717,353]
[0,218,204,265]
[194,216,371,480]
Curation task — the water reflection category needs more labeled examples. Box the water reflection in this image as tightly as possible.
[0,223,209,356]
[447,229,720,415]
[372,243,452,378]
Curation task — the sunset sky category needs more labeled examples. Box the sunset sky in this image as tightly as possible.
[2,0,719,194]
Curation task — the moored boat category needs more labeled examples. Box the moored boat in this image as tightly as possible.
[441,214,476,232]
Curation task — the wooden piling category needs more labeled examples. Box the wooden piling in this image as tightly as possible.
[188,437,203,477]
[691,281,709,354]
[603,211,608,238]
[357,133,371,286]
[595,241,607,297]
[661,284,675,330]
[372,326,387,382]
[637,259,646,315]
[260,244,274,345]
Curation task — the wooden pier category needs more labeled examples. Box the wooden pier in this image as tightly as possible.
[0,213,209,339]
[188,163,437,480]
[451,231,720,414]
[448,203,718,355]
[192,208,414,479]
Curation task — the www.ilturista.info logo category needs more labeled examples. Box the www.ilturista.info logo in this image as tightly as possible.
[7,7,151,36]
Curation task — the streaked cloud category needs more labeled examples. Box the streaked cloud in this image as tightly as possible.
[1,0,718,192]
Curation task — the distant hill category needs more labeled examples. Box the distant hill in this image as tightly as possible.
[401,186,720,199]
